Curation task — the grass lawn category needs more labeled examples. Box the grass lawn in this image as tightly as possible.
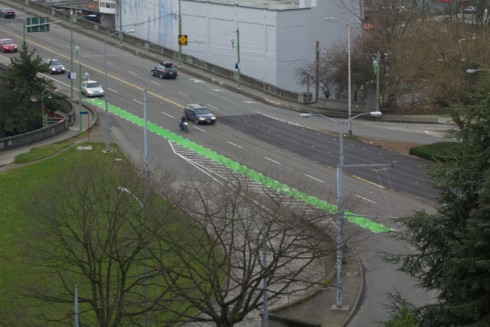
[0,141,202,326]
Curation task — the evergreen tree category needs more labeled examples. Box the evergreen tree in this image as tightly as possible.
[385,72,490,326]
[0,42,51,136]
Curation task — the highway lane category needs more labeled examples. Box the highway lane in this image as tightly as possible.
[1,6,439,325]
[218,114,436,201]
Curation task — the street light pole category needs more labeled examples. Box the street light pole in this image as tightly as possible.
[373,51,381,112]
[117,186,147,326]
[104,29,135,152]
[178,0,182,66]
[301,110,382,308]
[325,17,352,136]
[75,45,82,132]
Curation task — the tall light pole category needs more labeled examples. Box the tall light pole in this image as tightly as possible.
[178,0,182,66]
[373,51,381,112]
[104,29,135,152]
[69,0,74,98]
[301,110,382,308]
[75,45,82,132]
[117,186,147,326]
[232,28,241,89]
[325,17,352,137]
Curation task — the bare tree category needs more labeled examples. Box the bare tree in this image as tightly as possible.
[156,173,336,327]
[27,156,182,326]
[27,153,340,327]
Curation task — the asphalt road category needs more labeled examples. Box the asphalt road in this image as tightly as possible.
[1,4,443,325]
[219,114,436,201]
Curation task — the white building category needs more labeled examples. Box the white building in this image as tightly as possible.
[119,0,360,95]
[98,0,116,14]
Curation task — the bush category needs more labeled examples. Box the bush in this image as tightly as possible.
[409,142,463,162]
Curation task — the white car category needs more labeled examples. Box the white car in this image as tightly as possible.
[80,80,104,97]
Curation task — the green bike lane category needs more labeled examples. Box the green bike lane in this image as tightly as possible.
[87,98,390,234]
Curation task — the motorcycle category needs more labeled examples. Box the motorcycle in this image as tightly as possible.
[179,121,189,133]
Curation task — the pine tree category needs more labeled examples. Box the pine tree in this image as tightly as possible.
[0,42,52,135]
[385,72,490,326]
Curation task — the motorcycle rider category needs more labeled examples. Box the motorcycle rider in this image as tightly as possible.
[179,115,187,130]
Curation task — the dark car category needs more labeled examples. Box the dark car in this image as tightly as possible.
[151,62,178,79]
[0,39,18,53]
[44,58,66,74]
[0,8,16,18]
[184,104,217,125]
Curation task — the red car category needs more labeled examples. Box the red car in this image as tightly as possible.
[0,8,16,18]
[0,39,18,53]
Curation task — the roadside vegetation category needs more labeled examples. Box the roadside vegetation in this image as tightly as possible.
[383,70,490,326]
[0,42,68,138]
[0,140,335,326]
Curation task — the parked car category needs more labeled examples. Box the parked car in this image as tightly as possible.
[184,104,217,125]
[44,58,66,74]
[0,8,16,18]
[0,38,18,53]
[463,5,476,13]
[80,80,104,97]
[151,62,178,79]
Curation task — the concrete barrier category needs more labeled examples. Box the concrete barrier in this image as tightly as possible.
[0,119,69,151]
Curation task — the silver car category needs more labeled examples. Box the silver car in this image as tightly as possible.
[80,80,104,97]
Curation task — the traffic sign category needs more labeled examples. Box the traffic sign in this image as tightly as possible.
[178,35,188,46]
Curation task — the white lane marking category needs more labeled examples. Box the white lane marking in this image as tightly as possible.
[132,99,143,105]
[305,174,325,183]
[108,88,118,93]
[161,112,174,118]
[106,61,114,67]
[190,78,204,83]
[424,130,444,137]
[355,194,376,204]
[194,126,207,133]
[264,157,281,165]
[243,101,256,104]
[207,104,218,110]
[39,73,71,88]
[352,175,386,189]
[151,80,160,86]
[128,71,138,76]
[212,89,223,92]
[227,141,242,149]
[178,91,189,97]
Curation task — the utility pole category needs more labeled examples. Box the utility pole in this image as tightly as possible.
[373,51,381,112]
[74,285,79,327]
[118,0,123,45]
[315,41,320,102]
[236,28,241,89]
[178,0,182,66]
[143,84,149,327]
[70,0,74,98]
[76,46,82,132]
[262,223,269,327]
